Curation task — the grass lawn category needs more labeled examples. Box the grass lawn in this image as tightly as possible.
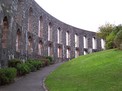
[45,49,122,91]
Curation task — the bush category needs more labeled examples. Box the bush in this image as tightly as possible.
[25,62,36,72]
[114,30,122,49]
[16,63,30,76]
[27,59,42,70]
[105,32,116,49]
[46,56,53,64]
[41,58,50,66]
[28,61,42,70]
[0,68,17,85]
[105,41,114,49]
[8,59,22,68]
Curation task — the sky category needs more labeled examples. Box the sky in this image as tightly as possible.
[35,0,122,32]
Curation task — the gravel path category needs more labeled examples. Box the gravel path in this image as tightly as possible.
[0,62,63,91]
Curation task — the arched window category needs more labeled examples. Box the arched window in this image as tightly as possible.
[48,22,52,41]
[101,39,105,49]
[16,29,21,52]
[83,36,88,48]
[75,50,79,58]
[66,48,70,58]
[28,7,33,32]
[2,16,9,48]
[38,16,43,37]
[92,37,97,49]
[57,47,62,58]
[38,41,43,55]
[28,36,33,54]
[48,45,53,56]
[75,34,79,47]
[57,27,62,44]
[66,31,70,46]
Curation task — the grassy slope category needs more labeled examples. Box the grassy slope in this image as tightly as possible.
[45,49,122,91]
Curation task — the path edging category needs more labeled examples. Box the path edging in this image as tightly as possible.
[43,77,48,91]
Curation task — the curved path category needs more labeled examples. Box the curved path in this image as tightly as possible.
[0,62,63,91]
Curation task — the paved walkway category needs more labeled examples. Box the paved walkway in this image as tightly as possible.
[0,62,63,91]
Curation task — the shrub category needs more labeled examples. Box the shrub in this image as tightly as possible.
[114,30,122,49]
[105,40,114,49]
[16,63,30,76]
[0,68,17,85]
[27,59,42,70]
[105,31,116,49]
[25,62,36,72]
[41,58,50,66]
[29,61,42,70]
[8,59,22,68]
[46,56,53,64]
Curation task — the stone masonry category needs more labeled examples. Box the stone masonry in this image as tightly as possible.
[0,0,103,68]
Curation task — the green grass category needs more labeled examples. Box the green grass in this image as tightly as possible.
[45,49,122,91]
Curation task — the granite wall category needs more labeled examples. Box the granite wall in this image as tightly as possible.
[0,0,102,67]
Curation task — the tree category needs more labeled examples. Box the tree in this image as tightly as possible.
[97,23,115,49]
[97,23,115,40]
[114,30,122,49]
[106,31,116,49]
[97,24,122,49]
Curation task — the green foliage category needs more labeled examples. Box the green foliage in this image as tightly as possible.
[46,49,122,91]
[16,63,30,76]
[0,57,52,86]
[0,68,17,85]
[8,59,22,68]
[31,61,42,70]
[27,59,42,70]
[46,56,53,63]
[25,62,36,72]
[41,58,50,66]
[105,40,114,49]
[114,30,122,49]
[97,23,115,39]
[97,23,122,49]
[114,24,122,34]
[105,32,116,49]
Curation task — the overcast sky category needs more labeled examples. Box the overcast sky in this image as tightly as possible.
[35,0,122,32]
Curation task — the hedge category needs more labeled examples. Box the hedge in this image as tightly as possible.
[8,59,22,68]
[16,63,30,76]
[0,68,17,85]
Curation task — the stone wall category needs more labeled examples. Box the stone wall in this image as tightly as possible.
[0,0,102,67]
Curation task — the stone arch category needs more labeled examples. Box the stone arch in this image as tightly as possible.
[2,16,9,48]
[48,44,53,57]
[66,31,70,46]
[101,39,105,49]
[38,40,43,55]
[48,22,52,41]
[38,16,43,38]
[28,7,33,32]
[75,49,79,58]
[92,37,97,49]
[75,33,79,47]
[66,48,70,58]
[16,29,21,52]
[57,46,62,58]
[28,36,33,54]
[83,35,88,48]
[57,27,62,44]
